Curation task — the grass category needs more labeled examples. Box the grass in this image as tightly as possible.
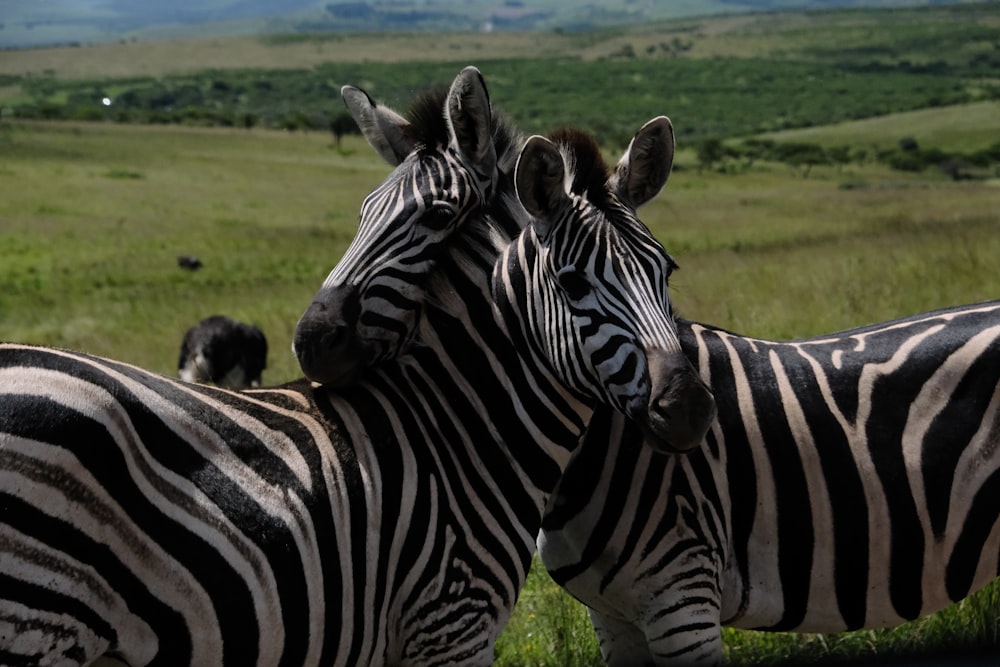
[0,120,379,381]
[759,100,1000,152]
[2,119,999,663]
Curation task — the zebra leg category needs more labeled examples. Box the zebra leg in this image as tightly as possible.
[642,607,723,666]
[589,609,656,666]
[591,605,724,667]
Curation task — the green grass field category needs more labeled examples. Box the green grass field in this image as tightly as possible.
[2,116,999,663]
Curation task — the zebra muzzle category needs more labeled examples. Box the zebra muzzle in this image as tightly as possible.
[643,350,716,453]
[294,285,370,387]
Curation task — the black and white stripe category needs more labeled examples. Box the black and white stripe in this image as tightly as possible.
[296,68,713,456]
[540,300,1000,665]
[0,68,704,666]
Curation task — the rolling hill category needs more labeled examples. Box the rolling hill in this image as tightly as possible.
[0,0,980,48]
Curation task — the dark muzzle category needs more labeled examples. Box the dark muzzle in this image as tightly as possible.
[293,285,368,387]
[644,349,716,453]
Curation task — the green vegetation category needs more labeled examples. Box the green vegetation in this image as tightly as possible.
[5,0,989,48]
[3,4,999,145]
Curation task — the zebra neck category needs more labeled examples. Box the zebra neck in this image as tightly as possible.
[423,207,593,484]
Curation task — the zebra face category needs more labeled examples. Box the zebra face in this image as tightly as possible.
[294,67,499,387]
[498,121,716,453]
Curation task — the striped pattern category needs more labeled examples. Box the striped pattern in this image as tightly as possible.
[0,74,697,666]
[293,68,521,388]
[1,346,330,665]
[540,300,1000,664]
[491,128,706,429]
[1,339,569,665]
[294,70,711,457]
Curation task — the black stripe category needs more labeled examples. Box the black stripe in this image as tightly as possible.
[734,338,812,631]
[791,344,871,630]
[946,468,1000,601]
[0,493,193,663]
[703,330,757,622]
[923,333,1000,538]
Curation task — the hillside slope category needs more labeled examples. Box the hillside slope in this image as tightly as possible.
[0,0,979,48]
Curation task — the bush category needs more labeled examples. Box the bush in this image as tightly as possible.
[885,150,926,172]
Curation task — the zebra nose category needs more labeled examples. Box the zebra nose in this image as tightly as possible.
[293,286,367,387]
[646,351,716,453]
[657,375,716,451]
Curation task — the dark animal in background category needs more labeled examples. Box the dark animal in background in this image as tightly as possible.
[178,315,267,389]
[177,255,203,270]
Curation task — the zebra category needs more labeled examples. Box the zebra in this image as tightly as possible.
[0,68,710,666]
[178,315,268,389]
[540,301,1000,664]
[296,70,1000,665]
[293,68,713,453]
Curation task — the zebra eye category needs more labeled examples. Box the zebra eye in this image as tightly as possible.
[423,205,455,231]
[556,266,591,301]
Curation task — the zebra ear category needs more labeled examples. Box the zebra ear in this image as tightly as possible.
[342,85,416,166]
[611,116,674,209]
[515,135,569,240]
[446,66,497,176]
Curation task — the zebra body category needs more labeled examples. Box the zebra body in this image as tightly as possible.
[540,299,1000,664]
[2,344,541,665]
[1,68,707,666]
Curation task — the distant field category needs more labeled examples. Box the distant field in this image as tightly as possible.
[4,0,987,50]
[2,3,997,80]
[3,3,997,151]
[760,100,1000,152]
[0,31,579,80]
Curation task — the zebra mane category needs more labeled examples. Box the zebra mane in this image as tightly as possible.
[547,127,612,211]
[404,87,522,178]
[403,87,450,149]
[417,99,527,332]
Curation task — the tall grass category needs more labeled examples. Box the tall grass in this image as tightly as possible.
[1,120,999,663]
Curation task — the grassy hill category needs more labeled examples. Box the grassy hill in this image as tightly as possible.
[760,100,1000,152]
[0,0,980,48]
[2,3,998,150]
[3,3,999,80]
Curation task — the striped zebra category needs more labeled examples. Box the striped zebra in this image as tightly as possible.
[294,68,713,455]
[0,68,711,666]
[540,301,1000,664]
[301,70,1000,665]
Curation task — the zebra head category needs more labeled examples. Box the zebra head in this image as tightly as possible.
[494,120,716,453]
[294,66,515,386]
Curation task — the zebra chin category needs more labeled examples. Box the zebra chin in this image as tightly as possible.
[635,349,716,454]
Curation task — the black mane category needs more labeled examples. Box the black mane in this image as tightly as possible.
[404,87,451,149]
[548,127,612,210]
[403,87,521,176]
